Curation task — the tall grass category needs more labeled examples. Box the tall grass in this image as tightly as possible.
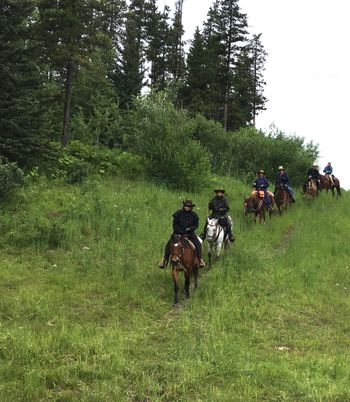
[0,176,349,401]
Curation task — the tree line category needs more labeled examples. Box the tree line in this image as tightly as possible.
[0,0,317,191]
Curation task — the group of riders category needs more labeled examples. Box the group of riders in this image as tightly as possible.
[158,162,336,269]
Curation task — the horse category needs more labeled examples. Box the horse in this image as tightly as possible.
[205,217,230,268]
[168,234,200,305]
[274,184,292,215]
[320,174,341,197]
[244,191,271,224]
[304,178,318,200]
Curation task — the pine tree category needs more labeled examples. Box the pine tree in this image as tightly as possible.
[117,0,148,109]
[249,34,268,126]
[181,28,212,116]
[0,0,45,166]
[167,0,185,81]
[36,0,100,145]
[145,1,170,89]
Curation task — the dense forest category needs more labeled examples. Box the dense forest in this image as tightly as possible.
[1,0,318,192]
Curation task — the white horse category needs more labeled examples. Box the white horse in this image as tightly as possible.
[205,217,230,267]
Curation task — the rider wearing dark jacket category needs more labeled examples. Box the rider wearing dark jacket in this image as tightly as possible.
[306,164,321,191]
[275,166,295,202]
[200,189,234,242]
[159,200,205,269]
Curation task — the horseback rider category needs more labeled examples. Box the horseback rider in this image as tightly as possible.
[200,189,235,242]
[323,162,334,185]
[253,170,273,210]
[306,163,321,192]
[275,166,296,202]
[158,199,205,269]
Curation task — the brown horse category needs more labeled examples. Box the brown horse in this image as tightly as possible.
[320,174,341,197]
[244,191,272,224]
[274,184,292,215]
[169,234,199,305]
[304,178,318,200]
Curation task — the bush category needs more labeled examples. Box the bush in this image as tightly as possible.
[126,92,211,190]
[0,159,25,198]
[65,159,92,184]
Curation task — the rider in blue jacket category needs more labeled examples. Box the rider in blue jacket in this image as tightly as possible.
[254,170,272,209]
[323,162,334,185]
[275,166,296,202]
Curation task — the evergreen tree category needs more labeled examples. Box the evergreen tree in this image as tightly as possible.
[36,0,100,145]
[145,1,170,89]
[0,0,46,166]
[249,34,268,126]
[167,0,185,81]
[181,28,212,116]
[117,0,148,109]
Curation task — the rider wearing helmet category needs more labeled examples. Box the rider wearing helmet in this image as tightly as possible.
[158,199,205,269]
[323,162,334,185]
[275,166,296,202]
[200,189,235,242]
[253,170,273,210]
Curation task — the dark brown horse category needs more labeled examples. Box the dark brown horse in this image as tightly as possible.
[169,234,199,305]
[274,184,292,215]
[244,191,272,224]
[320,174,341,197]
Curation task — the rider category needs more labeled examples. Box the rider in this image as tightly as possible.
[306,163,321,192]
[200,189,235,242]
[158,199,205,269]
[253,170,273,210]
[323,162,334,185]
[275,166,296,202]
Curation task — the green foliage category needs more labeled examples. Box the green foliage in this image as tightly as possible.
[0,176,349,401]
[0,159,25,198]
[65,159,92,184]
[126,92,211,190]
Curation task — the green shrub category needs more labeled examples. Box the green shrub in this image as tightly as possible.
[0,159,25,198]
[126,92,211,190]
[111,151,145,180]
[65,159,92,184]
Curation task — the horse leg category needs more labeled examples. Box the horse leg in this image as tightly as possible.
[184,272,190,299]
[193,267,199,290]
[172,269,179,305]
[208,242,212,268]
[216,241,222,258]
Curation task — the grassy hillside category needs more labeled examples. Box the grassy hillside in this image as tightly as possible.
[0,176,349,401]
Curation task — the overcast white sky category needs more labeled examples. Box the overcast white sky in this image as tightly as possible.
[159,0,350,189]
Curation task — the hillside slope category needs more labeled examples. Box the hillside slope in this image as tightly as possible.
[0,177,349,401]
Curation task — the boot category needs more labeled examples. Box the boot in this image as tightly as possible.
[291,198,296,203]
[199,258,205,268]
[158,258,168,269]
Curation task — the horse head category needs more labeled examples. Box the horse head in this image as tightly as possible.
[206,217,219,241]
[169,234,183,267]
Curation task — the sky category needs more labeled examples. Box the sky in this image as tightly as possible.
[159,0,350,189]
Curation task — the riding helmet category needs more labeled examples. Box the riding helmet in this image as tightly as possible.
[214,189,225,193]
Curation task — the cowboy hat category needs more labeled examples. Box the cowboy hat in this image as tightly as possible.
[183,199,195,207]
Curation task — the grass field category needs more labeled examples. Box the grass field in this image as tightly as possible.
[0,176,349,401]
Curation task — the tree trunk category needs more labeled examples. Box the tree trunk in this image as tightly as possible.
[62,58,75,146]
